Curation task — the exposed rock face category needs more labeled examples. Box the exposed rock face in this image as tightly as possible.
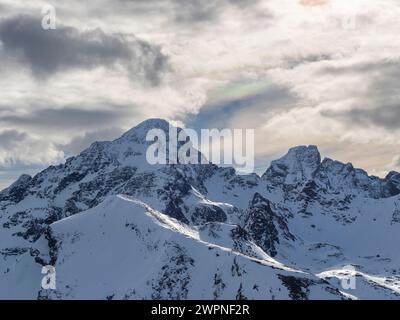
[0,119,399,300]
[244,193,294,257]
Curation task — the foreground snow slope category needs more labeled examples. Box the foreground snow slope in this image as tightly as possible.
[39,195,345,300]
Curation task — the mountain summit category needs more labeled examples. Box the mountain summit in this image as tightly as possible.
[0,119,399,300]
[263,145,321,185]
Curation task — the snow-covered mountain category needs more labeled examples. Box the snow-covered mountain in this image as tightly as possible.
[0,119,399,300]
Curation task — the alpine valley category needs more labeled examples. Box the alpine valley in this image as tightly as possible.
[1,119,399,300]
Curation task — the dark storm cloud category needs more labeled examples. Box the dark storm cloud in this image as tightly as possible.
[0,130,28,150]
[0,15,169,85]
[0,105,133,130]
[321,59,400,130]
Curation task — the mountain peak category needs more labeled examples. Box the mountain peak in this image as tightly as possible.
[122,118,171,138]
[287,145,320,160]
[116,118,177,147]
[2,118,400,299]
[263,145,321,184]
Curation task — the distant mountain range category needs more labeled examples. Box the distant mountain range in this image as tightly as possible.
[1,119,399,299]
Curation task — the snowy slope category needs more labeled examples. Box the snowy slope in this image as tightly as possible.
[0,119,399,299]
[38,195,345,300]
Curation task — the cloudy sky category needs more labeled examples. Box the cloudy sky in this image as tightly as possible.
[0,0,400,189]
